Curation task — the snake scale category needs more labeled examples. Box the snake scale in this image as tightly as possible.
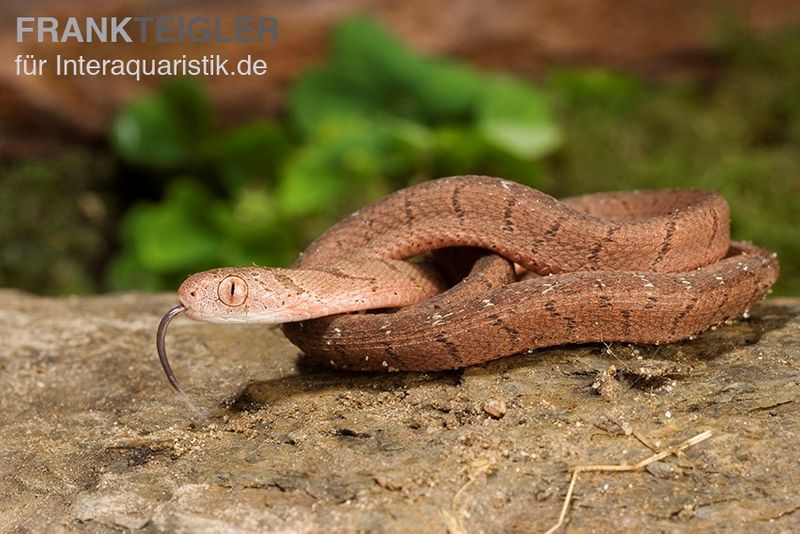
[157,176,779,391]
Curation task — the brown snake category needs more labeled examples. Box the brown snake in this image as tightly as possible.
[157,176,779,394]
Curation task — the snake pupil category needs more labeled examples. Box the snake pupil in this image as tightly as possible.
[218,275,248,306]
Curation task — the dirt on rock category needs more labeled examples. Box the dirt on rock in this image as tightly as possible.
[1,290,799,532]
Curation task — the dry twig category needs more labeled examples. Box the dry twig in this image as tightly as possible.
[545,429,713,534]
[443,459,493,534]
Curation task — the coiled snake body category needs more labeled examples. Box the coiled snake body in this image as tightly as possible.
[158,176,779,392]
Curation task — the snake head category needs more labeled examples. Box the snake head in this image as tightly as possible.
[157,266,303,399]
[157,266,269,403]
[178,267,254,323]
[177,266,305,324]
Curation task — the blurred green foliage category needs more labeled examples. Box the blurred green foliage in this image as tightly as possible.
[0,153,113,294]
[542,24,800,294]
[1,17,798,295]
[109,16,559,290]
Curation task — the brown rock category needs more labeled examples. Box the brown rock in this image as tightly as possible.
[483,398,508,419]
[1,291,799,530]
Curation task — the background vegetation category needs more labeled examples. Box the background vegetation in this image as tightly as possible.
[2,17,798,295]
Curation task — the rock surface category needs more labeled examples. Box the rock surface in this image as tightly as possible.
[1,289,799,531]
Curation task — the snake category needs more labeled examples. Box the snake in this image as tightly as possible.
[156,176,779,395]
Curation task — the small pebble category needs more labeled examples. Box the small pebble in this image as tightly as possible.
[483,399,507,419]
[646,461,680,478]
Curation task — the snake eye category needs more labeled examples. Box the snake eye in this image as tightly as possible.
[218,275,248,306]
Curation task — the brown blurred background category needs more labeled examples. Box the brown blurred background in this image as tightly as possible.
[1,1,799,296]
[3,0,800,157]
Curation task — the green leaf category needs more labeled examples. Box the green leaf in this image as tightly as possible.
[111,80,212,167]
[230,185,279,237]
[479,121,562,160]
[332,16,412,70]
[228,186,298,266]
[161,79,213,137]
[289,16,484,135]
[112,96,188,167]
[477,76,562,159]
[431,126,489,175]
[277,144,347,217]
[214,121,289,190]
[121,180,224,272]
[277,116,432,216]
[410,61,483,120]
[289,67,383,136]
[547,69,643,114]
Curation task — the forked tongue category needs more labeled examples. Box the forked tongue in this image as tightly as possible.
[156,304,208,418]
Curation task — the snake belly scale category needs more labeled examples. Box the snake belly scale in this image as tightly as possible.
[160,176,779,383]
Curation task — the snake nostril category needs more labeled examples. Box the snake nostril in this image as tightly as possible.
[190,291,196,297]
